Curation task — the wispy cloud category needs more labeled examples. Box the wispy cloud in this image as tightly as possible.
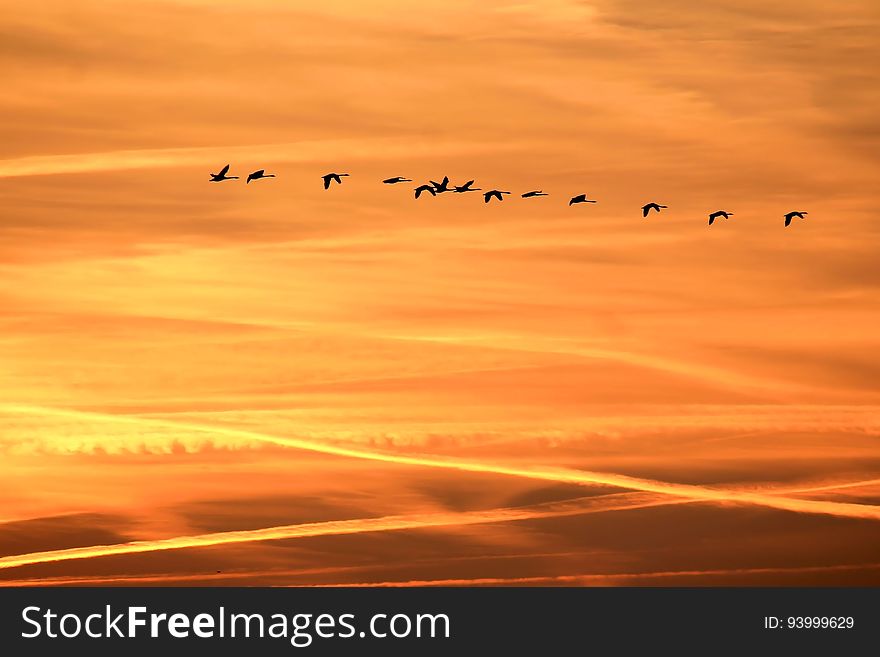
[5,472,877,572]
[0,492,679,570]
[4,404,880,522]
[320,563,880,587]
[0,138,524,179]
[2,0,879,585]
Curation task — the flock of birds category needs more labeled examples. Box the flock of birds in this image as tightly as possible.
[209,165,810,227]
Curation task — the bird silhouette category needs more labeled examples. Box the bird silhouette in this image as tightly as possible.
[430,176,452,193]
[708,210,733,225]
[414,184,437,199]
[484,190,511,203]
[209,164,238,182]
[246,169,275,184]
[454,180,481,193]
[383,176,412,184]
[522,190,548,198]
[322,173,349,189]
[784,211,808,227]
[569,194,597,206]
[641,202,667,217]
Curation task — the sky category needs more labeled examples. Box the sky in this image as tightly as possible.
[1,0,879,586]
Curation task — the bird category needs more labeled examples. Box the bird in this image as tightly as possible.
[784,211,808,227]
[641,202,667,217]
[322,173,349,189]
[522,191,548,198]
[430,176,452,193]
[209,164,238,182]
[454,180,481,193]
[484,190,511,203]
[383,176,412,184]
[246,169,275,184]
[708,210,733,225]
[569,194,597,206]
[414,184,437,199]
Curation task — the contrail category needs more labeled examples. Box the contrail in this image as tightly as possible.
[1,478,876,572]
[324,563,880,587]
[0,565,371,588]
[7,559,878,588]
[4,404,880,521]
[0,492,678,571]
[0,138,522,179]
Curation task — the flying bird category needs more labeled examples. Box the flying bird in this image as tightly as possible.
[484,190,511,203]
[784,211,808,227]
[569,194,597,206]
[708,210,733,225]
[246,169,275,184]
[322,172,349,189]
[209,164,238,182]
[641,202,667,217]
[383,176,412,184]
[454,180,481,193]
[522,191,548,198]
[430,176,452,193]
[414,184,437,199]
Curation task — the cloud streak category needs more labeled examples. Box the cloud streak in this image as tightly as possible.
[0,137,524,179]
[322,563,880,587]
[5,404,880,522]
[3,475,876,572]
[0,491,679,571]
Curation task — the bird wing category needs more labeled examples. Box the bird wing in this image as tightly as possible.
[785,216,792,227]
[463,180,475,189]
[709,215,716,225]
[219,164,230,176]
[642,205,650,217]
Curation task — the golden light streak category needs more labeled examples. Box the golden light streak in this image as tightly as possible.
[8,561,880,588]
[319,563,880,587]
[3,474,880,573]
[0,138,524,179]
[0,492,676,571]
[5,404,880,521]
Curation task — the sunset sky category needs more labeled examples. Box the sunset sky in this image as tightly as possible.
[1,0,879,586]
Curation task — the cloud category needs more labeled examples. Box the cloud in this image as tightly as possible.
[319,562,880,587]
[0,492,678,570]
[2,0,879,585]
[0,138,523,179]
[4,404,880,522]
[4,474,878,572]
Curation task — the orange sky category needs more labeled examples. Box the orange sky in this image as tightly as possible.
[1,0,879,586]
